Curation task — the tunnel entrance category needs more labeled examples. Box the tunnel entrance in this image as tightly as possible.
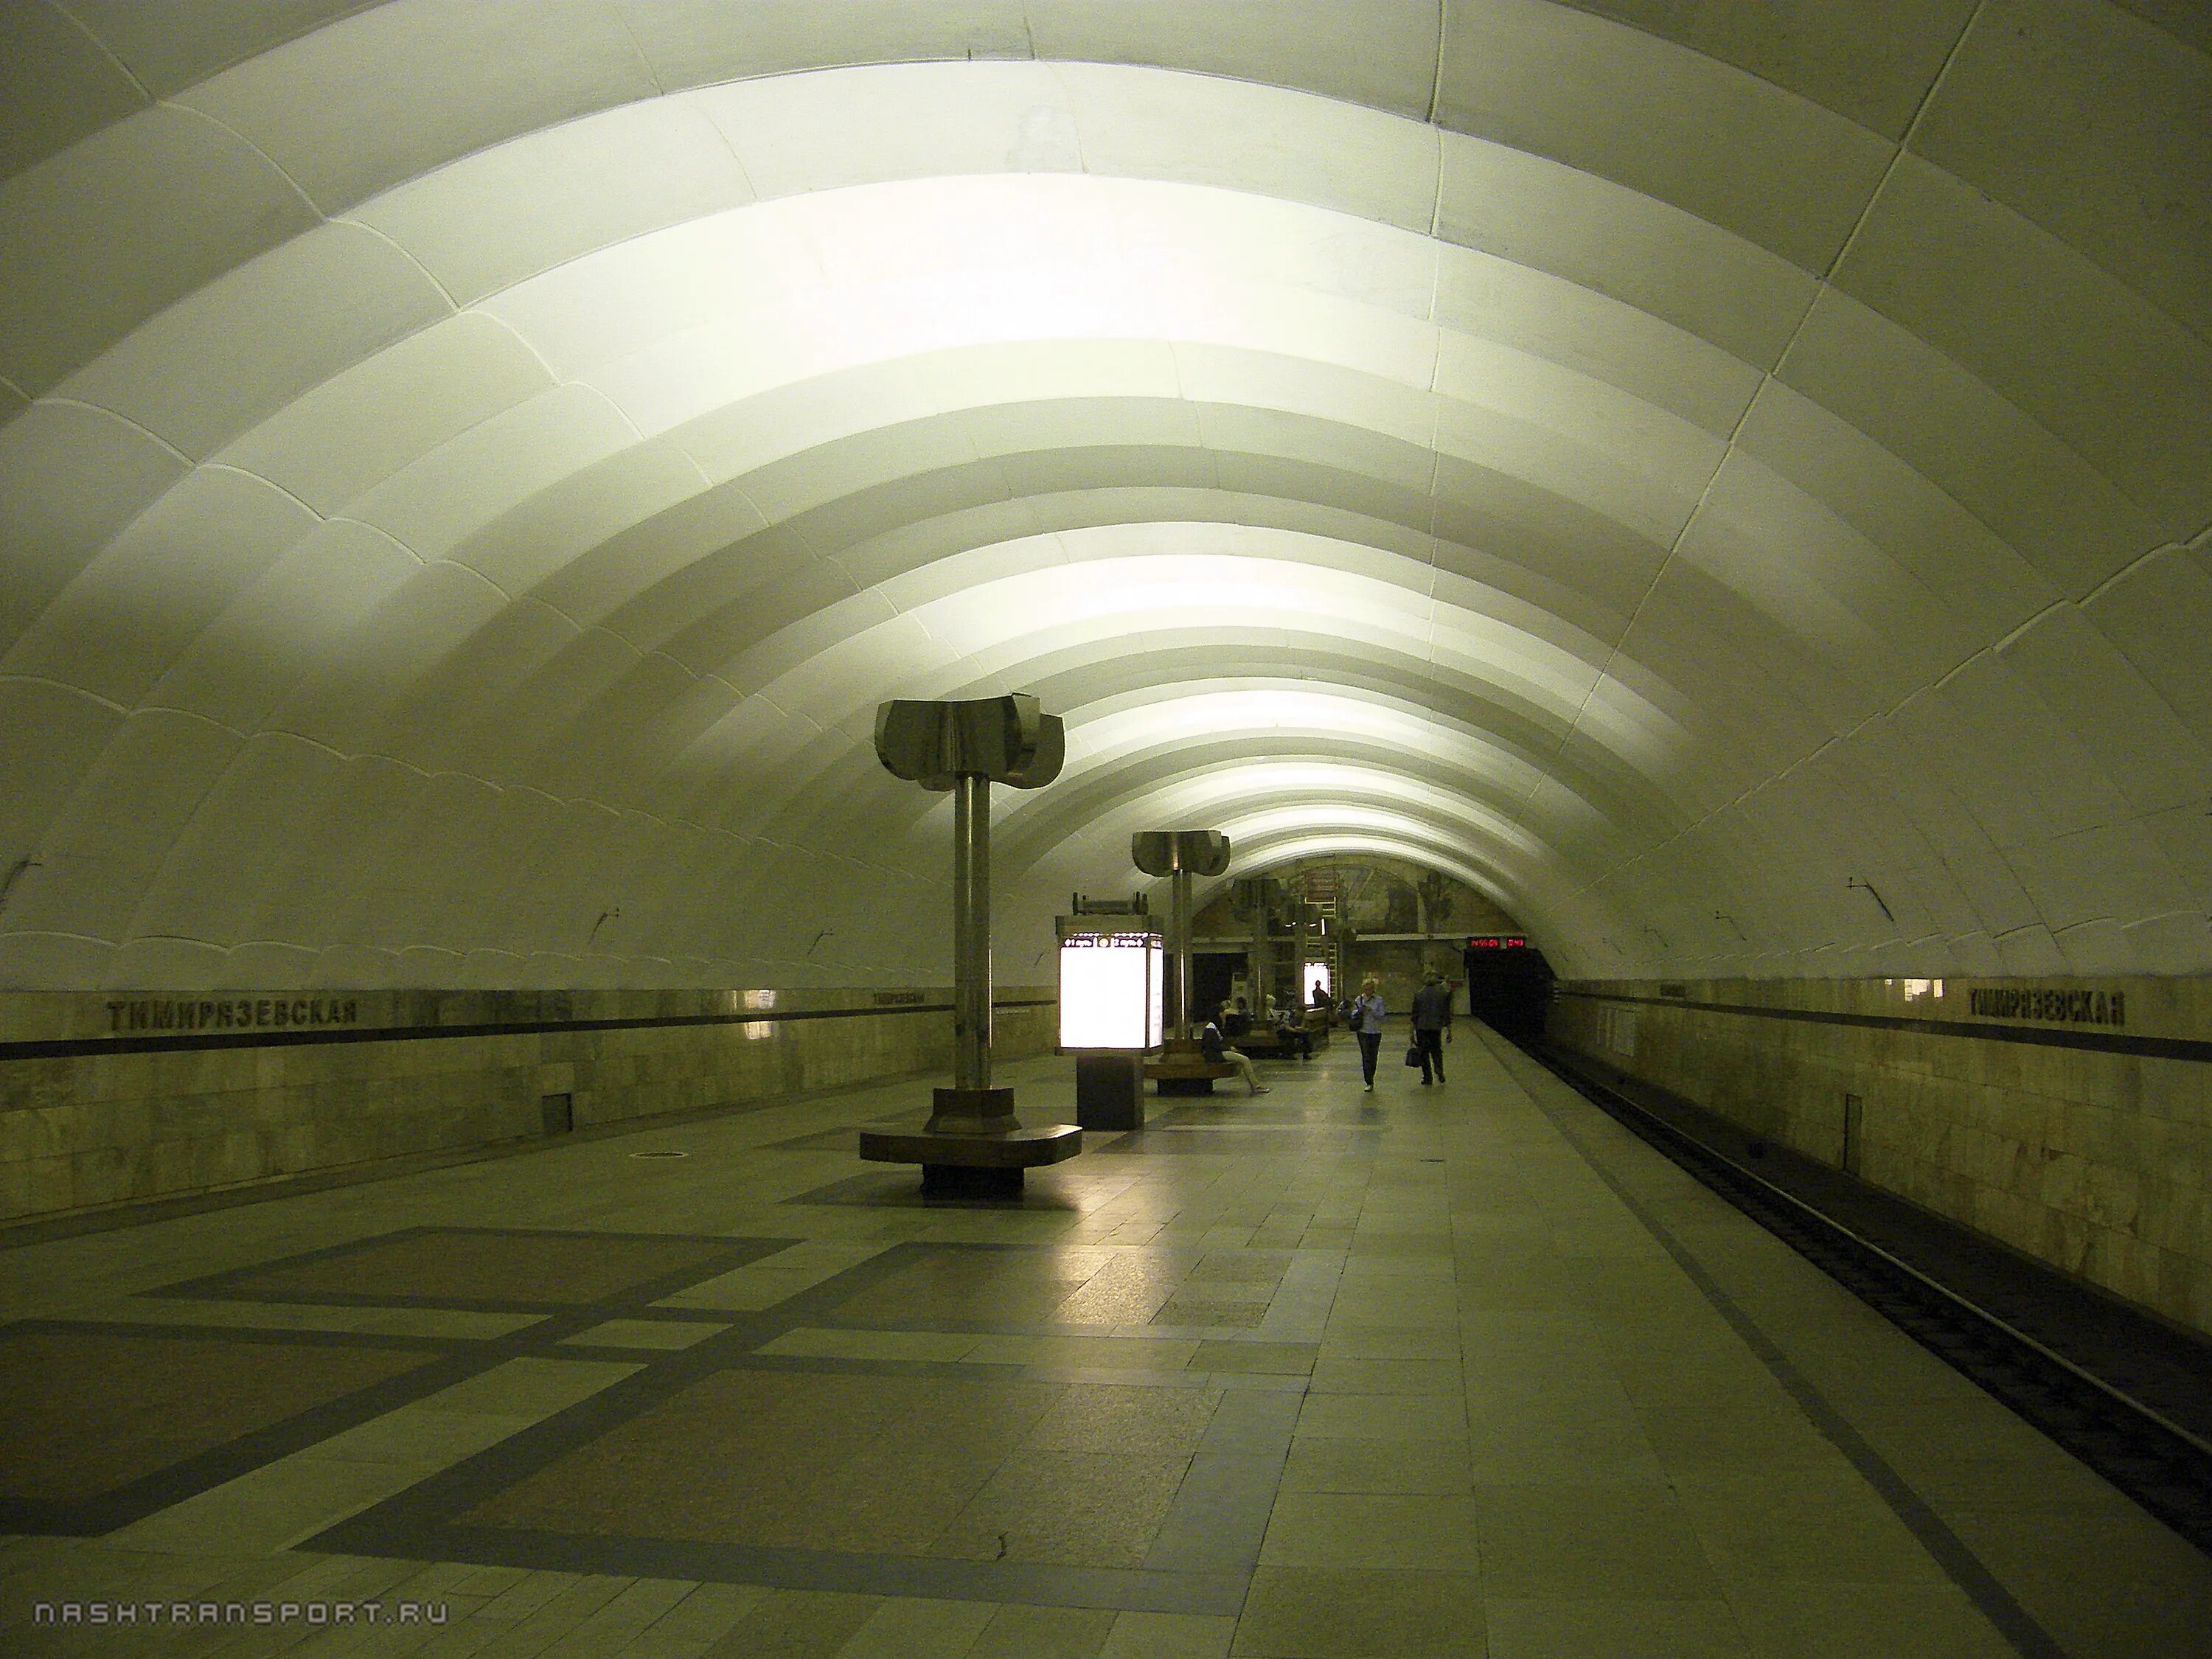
[1462,942,1554,1041]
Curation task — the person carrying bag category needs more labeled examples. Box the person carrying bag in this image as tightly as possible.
[1410,970,1453,1084]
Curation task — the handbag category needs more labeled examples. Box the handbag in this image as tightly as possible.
[1404,1040,1422,1067]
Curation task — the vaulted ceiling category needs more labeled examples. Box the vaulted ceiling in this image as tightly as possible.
[1,1,2206,990]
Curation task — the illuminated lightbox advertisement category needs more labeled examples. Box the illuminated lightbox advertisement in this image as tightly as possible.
[1058,922,1164,1051]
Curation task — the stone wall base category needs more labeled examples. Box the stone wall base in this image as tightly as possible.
[0,987,1056,1223]
[1547,976,2211,1338]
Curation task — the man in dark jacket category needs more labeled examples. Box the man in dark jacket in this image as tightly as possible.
[1410,972,1453,1084]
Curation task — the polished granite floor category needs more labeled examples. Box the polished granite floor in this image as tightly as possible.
[4,1029,2207,1658]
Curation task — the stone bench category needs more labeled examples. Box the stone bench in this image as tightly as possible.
[1144,1056,1239,1095]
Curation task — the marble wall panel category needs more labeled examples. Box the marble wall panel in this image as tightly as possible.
[0,987,1056,1222]
[1549,975,2212,1335]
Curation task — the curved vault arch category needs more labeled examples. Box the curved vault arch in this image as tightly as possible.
[0,15,2206,992]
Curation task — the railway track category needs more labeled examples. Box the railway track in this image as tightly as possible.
[1524,1041,2212,1557]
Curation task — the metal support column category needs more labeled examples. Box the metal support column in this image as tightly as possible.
[1295,899,1311,1003]
[950,771,991,1091]
[1250,884,1270,1012]
[863,692,1079,1189]
[1172,866,1194,1040]
[1133,830,1230,1053]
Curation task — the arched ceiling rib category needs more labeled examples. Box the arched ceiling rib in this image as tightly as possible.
[1,4,2207,992]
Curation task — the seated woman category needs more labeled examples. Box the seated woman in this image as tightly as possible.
[1271,1005,1314,1059]
[1200,1007,1270,1094]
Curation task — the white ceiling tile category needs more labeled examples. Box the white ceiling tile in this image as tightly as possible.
[215,313,554,515]
[1834,155,2212,538]
[349,97,756,305]
[1437,0,1893,272]
[0,0,147,178]
[1777,288,2160,597]
[1,466,318,706]
[1436,133,1815,369]
[1914,0,2212,341]
[0,400,189,650]
[175,0,658,212]
[0,103,319,393]
[55,220,452,459]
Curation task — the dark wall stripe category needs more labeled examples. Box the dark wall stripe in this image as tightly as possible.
[1554,988,2211,1064]
[0,998,1056,1063]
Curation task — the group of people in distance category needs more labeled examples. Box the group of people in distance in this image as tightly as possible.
[1197,971,1455,1096]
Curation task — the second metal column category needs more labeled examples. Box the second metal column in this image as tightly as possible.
[950,771,992,1090]
[1172,866,1194,1040]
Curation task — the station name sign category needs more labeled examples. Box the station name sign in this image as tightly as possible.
[1466,936,1528,950]
[1966,987,2125,1028]
[105,998,363,1034]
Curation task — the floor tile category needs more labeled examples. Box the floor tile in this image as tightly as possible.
[965,1602,1119,1658]
[755,1327,978,1363]
[1461,1417,1669,1485]
[1483,1596,1750,1659]
[562,1319,728,1351]
[1632,1398,1841,1474]
[1472,1483,1720,1600]
[1231,1567,1484,1658]
[1313,1329,1460,1361]
[1672,1470,1950,1587]
[1260,1492,1480,1571]
[828,1596,995,1659]
[0,1326,443,1511]
[1100,1610,1238,1659]
[1307,1357,1461,1394]
[710,1587,879,1658]
[1293,1392,1467,1443]
[926,1448,1190,1567]
[963,1335,1199,1371]
[1279,1436,1472,1496]
[1189,1342,1317,1377]
[1022,1382,1221,1459]
[1723,1582,2017,1659]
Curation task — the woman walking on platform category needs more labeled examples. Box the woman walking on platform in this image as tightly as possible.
[1349,977,1387,1091]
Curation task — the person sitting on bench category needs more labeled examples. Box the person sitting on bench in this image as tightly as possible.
[1222,998,1253,1039]
[1201,1007,1269,1094]
[1270,1005,1314,1059]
